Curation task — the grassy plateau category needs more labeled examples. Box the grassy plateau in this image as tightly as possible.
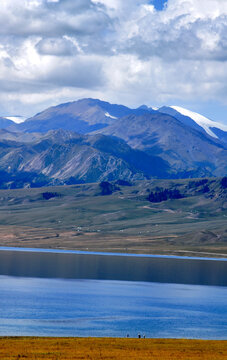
[0,179,226,358]
[0,178,226,257]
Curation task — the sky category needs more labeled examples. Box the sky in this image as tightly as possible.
[0,0,226,124]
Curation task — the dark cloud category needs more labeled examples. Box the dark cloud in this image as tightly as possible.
[36,37,77,56]
[0,0,112,50]
[47,0,94,12]
[41,57,105,88]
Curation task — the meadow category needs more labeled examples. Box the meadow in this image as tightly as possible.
[0,178,226,257]
[0,337,226,359]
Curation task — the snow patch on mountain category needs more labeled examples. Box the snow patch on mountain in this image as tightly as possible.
[105,112,118,120]
[171,106,227,139]
[5,116,26,124]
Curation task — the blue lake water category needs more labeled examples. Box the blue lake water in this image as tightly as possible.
[0,247,226,339]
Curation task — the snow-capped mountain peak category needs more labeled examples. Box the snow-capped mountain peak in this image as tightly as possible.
[170,106,227,139]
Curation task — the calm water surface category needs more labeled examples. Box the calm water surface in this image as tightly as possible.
[0,247,226,338]
[0,247,226,286]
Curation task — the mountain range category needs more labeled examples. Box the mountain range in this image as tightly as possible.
[0,98,226,188]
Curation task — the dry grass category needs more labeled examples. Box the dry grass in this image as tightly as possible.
[0,225,226,258]
[0,337,226,360]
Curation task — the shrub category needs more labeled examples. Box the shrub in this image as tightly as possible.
[202,185,210,193]
[99,181,120,195]
[221,177,227,189]
[42,192,60,200]
[147,188,183,203]
[188,179,208,189]
[115,179,132,186]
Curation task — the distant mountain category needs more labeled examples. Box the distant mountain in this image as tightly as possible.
[0,129,172,188]
[159,106,227,144]
[98,112,227,177]
[15,98,149,134]
[0,129,43,142]
[0,98,226,185]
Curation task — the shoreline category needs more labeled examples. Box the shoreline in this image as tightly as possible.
[0,245,227,261]
[0,336,227,340]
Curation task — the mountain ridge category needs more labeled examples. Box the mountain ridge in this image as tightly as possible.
[159,105,227,144]
[0,98,225,187]
[13,98,152,134]
[97,111,227,177]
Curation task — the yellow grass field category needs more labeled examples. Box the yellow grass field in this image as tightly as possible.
[0,337,226,360]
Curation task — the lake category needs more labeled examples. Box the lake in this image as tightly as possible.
[0,247,226,338]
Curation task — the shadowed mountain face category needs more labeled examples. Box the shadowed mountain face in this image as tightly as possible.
[0,98,226,186]
[0,117,15,129]
[0,129,172,188]
[98,112,227,177]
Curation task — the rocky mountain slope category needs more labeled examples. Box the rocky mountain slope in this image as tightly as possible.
[98,112,227,177]
[0,98,226,187]
[0,129,172,188]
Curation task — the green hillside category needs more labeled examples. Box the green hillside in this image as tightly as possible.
[0,177,226,257]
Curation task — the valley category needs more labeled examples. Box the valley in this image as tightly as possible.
[0,98,226,257]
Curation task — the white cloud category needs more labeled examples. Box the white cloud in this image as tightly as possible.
[0,0,226,120]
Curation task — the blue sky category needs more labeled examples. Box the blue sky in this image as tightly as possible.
[150,0,167,11]
[0,0,226,125]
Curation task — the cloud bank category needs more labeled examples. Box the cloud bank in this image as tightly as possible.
[0,0,226,118]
